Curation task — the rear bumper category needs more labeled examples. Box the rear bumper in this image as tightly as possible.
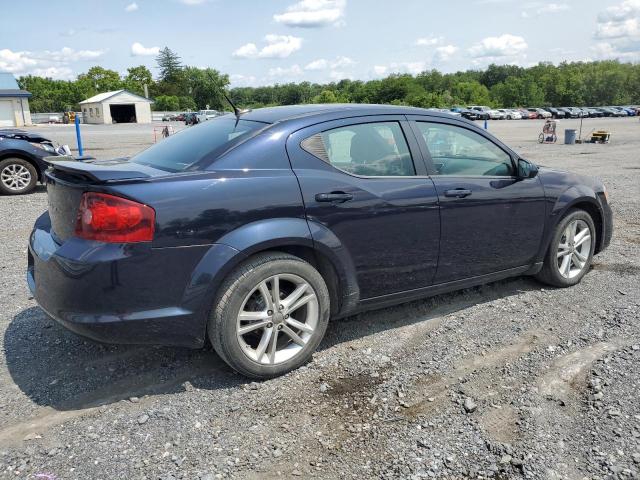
[28,212,241,348]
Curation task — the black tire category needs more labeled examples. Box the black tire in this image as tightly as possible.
[535,209,596,288]
[208,252,330,379]
[538,133,544,144]
[0,158,38,195]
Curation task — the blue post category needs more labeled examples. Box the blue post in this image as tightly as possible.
[484,119,488,130]
[74,114,84,157]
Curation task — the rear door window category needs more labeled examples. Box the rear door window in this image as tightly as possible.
[301,122,415,177]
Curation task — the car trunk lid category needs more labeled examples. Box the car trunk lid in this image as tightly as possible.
[45,158,166,243]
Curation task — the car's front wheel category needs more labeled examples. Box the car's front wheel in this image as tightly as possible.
[0,158,38,195]
[536,209,596,287]
[208,252,330,378]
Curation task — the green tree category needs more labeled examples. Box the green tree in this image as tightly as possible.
[76,66,123,96]
[124,65,153,96]
[312,90,339,103]
[178,96,197,111]
[451,81,491,106]
[154,95,180,111]
[156,47,182,82]
[182,67,229,109]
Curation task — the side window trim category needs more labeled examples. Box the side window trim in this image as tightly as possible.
[299,118,427,179]
[408,117,517,178]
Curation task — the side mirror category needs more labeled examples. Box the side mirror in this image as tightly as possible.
[517,158,538,179]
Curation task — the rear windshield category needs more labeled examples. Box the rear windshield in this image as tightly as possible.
[130,116,266,172]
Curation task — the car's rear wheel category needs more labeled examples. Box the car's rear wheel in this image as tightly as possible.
[0,158,37,195]
[535,209,596,287]
[208,252,330,379]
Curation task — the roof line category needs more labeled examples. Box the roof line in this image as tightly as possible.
[80,89,154,104]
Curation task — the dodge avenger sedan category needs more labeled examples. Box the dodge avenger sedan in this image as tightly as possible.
[28,104,612,378]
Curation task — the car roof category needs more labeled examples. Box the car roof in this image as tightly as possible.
[239,103,455,124]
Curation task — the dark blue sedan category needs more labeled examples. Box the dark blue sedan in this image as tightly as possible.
[28,104,613,378]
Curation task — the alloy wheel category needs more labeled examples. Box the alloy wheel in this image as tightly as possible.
[1,163,32,191]
[236,273,319,365]
[556,219,592,279]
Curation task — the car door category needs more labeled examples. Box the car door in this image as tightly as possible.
[408,116,546,284]
[287,116,440,299]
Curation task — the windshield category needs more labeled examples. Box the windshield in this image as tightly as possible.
[131,116,266,172]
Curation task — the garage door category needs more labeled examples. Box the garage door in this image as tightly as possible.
[0,101,15,127]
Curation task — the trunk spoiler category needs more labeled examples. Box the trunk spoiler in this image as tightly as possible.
[45,158,152,183]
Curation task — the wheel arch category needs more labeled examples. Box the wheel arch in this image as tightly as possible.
[182,217,360,341]
[543,192,604,257]
[566,200,604,254]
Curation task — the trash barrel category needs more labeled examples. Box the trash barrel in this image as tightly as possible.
[564,129,577,145]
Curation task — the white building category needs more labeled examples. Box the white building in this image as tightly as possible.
[0,73,32,127]
[79,90,153,124]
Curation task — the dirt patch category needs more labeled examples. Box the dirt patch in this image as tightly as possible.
[402,330,552,418]
[478,405,521,444]
[591,262,640,275]
[328,373,385,397]
[538,341,626,403]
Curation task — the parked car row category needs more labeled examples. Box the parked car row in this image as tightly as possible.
[452,105,639,120]
[162,110,224,125]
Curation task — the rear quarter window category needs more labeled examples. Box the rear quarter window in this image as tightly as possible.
[130,117,265,172]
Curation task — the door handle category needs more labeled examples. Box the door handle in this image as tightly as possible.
[444,188,472,198]
[315,192,354,203]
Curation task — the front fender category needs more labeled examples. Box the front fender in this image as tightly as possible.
[550,185,599,218]
[536,186,602,261]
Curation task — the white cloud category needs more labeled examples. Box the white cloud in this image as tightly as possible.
[0,47,105,79]
[372,61,427,77]
[373,65,388,76]
[332,55,354,68]
[415,35,443,47]
[597,0,640,24]
[305,56,353,70]
[232,43,259,58]
[268,64,304,77]
[125,2,138,12]
[329,70,353,81]
[434,44,459,62]
[274,0,346,28]
[0,49,39,74]
[595,0,640,39]
[31,67,74,80]
[521,2,569,17]
[131,42,160,56]
[597,17,640,38]
[229,74,258,87]
[305,58,329,70]
[233,35,303,59]
[48,47,105,62]
[468,34,528,62]
[179,0,207,4]
[593,0,640,60]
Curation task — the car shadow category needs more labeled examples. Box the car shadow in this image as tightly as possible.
[4,276,541,412]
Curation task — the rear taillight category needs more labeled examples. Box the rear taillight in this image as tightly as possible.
[75,192,155,243]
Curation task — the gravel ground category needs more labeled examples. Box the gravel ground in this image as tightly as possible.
[0,117,638,480]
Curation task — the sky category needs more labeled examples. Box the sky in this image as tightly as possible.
[0,0,639,87]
